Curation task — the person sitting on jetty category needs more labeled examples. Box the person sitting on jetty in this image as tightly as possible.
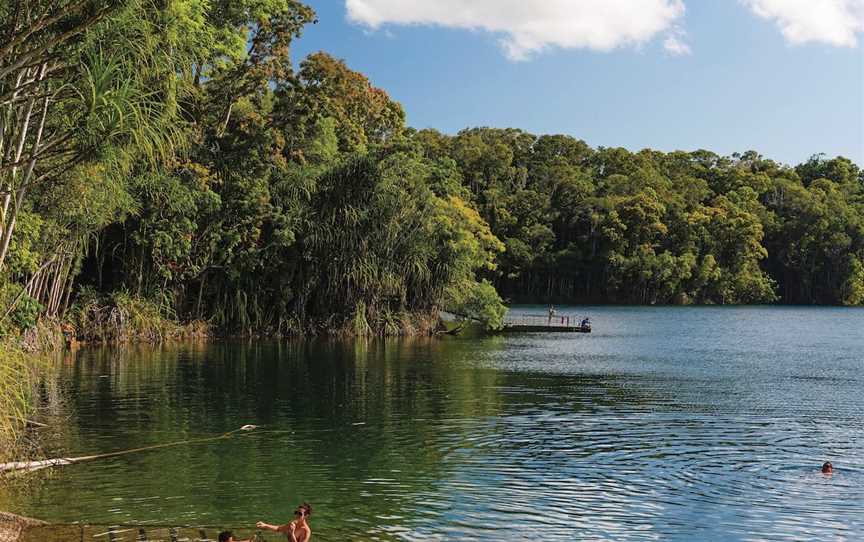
[257,502,312,541]
[218,531,252,542]
[822,461,833,474]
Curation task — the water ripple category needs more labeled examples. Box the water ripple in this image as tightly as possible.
[3,307,864,540]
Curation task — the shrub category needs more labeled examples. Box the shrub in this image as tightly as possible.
[0,282,43,336]
[68,288,185,342]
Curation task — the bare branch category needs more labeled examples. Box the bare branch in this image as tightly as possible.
[0,0,93,62]
[0,129,75,174]
[30,152,85,185]
[0,5,113,81]
[17,92,50,192]
[0,89,56,108]
[0,252,60,323]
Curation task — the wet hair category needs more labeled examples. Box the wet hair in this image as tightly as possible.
[218,531,233,542]
[822,461,833,473]
[295,502,313,517]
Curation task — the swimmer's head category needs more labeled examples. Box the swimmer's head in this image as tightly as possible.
[294,502,312,520]
[822,461,833,474]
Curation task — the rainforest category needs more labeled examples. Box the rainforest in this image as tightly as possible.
[1,0,862,344]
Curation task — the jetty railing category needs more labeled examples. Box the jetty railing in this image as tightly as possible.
[502,314,586,328]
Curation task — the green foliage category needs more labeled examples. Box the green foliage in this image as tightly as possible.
[351,301,373,337]
[446,279,507,330]
[3,0,862,346]
[841,256,864,305]
[68,288,185,342]
[763,166,864,304]
[4,211,45,278]
[0,342,50,460]
[0,284,43,335]
[421,130,860,306]
[288,52,406,153]
[296,153,503,333]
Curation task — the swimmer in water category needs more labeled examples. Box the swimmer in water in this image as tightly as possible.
[822,461,833,474]
[257,503,312,542]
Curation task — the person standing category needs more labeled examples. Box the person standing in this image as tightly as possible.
[257,503,313,542]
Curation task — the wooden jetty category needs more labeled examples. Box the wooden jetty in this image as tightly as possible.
[500,314,591,333]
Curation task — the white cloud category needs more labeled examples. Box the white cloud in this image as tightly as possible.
[741,0,864,47]
[664,28,692,55]
[345,0,687,60]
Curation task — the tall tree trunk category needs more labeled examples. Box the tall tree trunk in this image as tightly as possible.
[59,271,74,318]
[196,272,206,319]
[48,257,68,316]
[0,254,55,324]
[0,69,32,243]
[32,271,46,304]
[0,65,49,270]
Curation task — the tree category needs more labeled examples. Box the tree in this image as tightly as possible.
[282,52,405,154]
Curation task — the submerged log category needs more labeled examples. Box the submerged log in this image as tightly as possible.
[0,457,80,473]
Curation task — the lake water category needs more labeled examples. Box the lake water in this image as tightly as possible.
[2,306,863,540]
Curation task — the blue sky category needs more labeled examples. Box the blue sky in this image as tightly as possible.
[293,1,864,166]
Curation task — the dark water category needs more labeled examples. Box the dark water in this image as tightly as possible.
[2,306,863,540]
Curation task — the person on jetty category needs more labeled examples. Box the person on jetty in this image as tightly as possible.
[257,502,312,541]
[218,531,252,542]
[548,305,556,324]
[822,461,833,474]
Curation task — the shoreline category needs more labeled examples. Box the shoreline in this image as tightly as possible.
[0,513,267,542]
[0,511,45,542]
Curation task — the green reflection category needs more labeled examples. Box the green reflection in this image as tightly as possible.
[2,338,508,538]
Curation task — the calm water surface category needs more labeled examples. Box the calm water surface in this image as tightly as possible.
[2,306,863,540]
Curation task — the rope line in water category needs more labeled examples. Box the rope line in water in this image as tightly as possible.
[0,424,267,474]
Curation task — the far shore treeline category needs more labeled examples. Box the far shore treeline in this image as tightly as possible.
[1,0,863,341]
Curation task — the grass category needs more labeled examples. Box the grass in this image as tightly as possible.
[341,304,439,337]
[69,289,209,343]
[0,342,51,462]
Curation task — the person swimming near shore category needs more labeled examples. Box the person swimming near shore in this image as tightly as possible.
[822,461,833,474]
[257,502,312,542]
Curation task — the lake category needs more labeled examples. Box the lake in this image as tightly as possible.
[2,306,863,540]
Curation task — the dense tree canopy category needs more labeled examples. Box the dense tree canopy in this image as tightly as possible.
[1,0,861,338]
[428,131,862,305]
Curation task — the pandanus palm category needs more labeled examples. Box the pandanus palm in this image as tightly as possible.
[0,0,187,321]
